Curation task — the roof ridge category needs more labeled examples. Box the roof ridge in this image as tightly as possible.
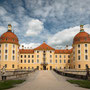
[34,42,55,50]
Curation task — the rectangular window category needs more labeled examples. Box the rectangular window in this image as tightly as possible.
[64,55,66,58]
[5,55,7,60]
[85,50,88,53]
[37,51,39,53]
[64,60,66,63]
[60,55,61,58]
[13,56,15,60]
[78,44,80,48]
[78,64,81,68]
[0,50,1,54]
[28,55,30,58]
[12,64,14,68]
[32,60,34,63]
[55,60,57,63]
[24,60,26,63]
[21,60,23,63]
[24,67,26,69]
[28,60,30,63]
[13,45,15,48]
[37,55,39,58]
[37,59,39,63]
[5,50,8,53]
[24,55,26,58]
[85,44,87,47]
[28,67,30,69]
[50,55,52,58]
[68,55,70,58]
[21,55,23,58]
[55,55,57,58]
[0,44,1,48]
[50,51,52,53]
[32,55,34,58]
[60,60,61,63]
[85,55,88,60]
[78,50,80,54]
[78,56,80,60]
[68,60,70,63]
[13,50,15,54]
[73,57,75,61]
[5,44,8,48]
[50,60,52,63]
[5,64,7,68]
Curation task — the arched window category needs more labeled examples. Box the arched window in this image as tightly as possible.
[12,64,14,68]
[21,60,23,63]
[78,64,81,68]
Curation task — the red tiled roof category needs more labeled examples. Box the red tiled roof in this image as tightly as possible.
[55,49,73,54]
[34,42,55,50]
[73,31,90,44]
[19,49,34,54]
[0,31,19,45]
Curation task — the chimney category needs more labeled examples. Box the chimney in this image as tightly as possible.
[43,41,45,43]
[8,24,12,32]
[80,25,84,32]
[66,45,68,50]
[22,45,24,49]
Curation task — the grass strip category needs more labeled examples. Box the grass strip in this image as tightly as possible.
[67,79,90,89]
[0,80,25,90]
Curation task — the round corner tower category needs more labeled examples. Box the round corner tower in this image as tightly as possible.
[0,24,19,70]
[72,25,90,70]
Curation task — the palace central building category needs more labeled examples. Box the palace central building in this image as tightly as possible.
[0,24,90,70]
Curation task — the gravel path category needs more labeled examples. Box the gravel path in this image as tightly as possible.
[8,70,89,90]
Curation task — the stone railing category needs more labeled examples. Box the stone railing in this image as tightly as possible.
[0,69,37,81]
[53,69,90,80]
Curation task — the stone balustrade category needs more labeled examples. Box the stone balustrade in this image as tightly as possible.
[0,69,37,80]
[53,69,90,80]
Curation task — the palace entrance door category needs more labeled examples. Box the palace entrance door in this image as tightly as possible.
[43,65,46,70]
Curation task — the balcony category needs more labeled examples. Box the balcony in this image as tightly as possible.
[41,62,48,66]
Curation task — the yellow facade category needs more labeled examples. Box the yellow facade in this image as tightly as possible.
[72,43,90,70]
[0,24,90,70]
[0,43,19,70]
[19,50,71,70]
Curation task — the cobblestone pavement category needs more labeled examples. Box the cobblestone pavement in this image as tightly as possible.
[8,70,89,90]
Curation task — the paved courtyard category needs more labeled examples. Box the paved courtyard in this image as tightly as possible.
[9,71,89,90]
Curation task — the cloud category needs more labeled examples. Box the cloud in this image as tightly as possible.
[0,6,7,16]
[25,19,44,36]
[0,0,90,46]
[0,26,7,35]
[20,43,40,49]
[47,24,90,48]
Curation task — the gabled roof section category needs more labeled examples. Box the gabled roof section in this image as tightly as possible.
[34,42,55,50]
[19,49,34,54]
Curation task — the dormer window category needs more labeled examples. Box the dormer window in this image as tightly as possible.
[84,37,87,41]
[78,38,80,41]
[6,38,8,41]
[13,39,15,41]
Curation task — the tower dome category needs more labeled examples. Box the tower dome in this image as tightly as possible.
[73,25,90,44]
[0,24,19,45]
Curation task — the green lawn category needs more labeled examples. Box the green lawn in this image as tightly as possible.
[0,80,25,90]
[67,79,90,89]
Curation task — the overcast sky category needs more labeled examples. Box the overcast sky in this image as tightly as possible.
[0,0,90,49]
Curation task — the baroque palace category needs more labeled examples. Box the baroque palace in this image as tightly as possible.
[0,24,90,70]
